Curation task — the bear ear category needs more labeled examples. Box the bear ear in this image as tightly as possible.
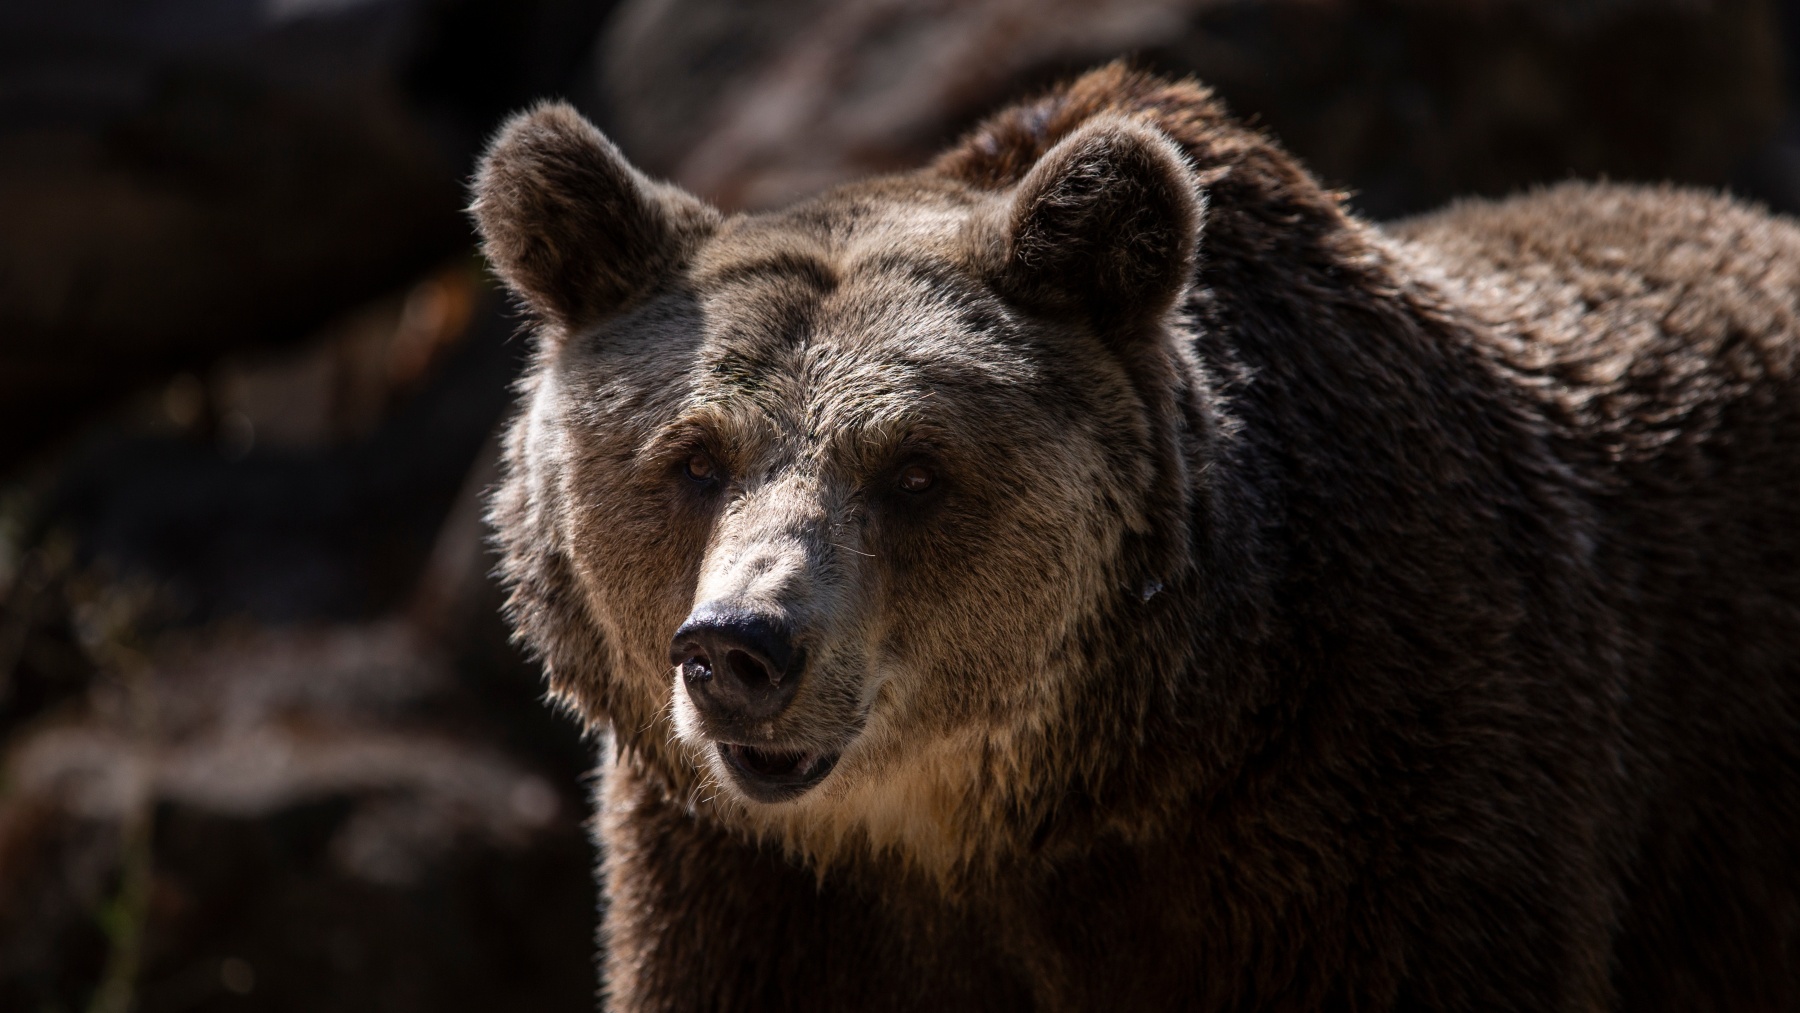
[471,102,720,335]
[979,116,1202,331]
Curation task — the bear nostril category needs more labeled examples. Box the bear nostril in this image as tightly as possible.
[726,649,773,689]
[681,654,713,684]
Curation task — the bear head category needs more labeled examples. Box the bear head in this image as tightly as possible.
[474,100,1206,873]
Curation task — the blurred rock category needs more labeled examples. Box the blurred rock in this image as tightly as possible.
[39,272,518,626]
[0,613,594,1013]
[0,0,617,470]
[0,534,97,743]
[1145,0,1786,218]
[0,259,589,1010]
[601,0,1206,210]
[204,268,479,454]
[600,0,1786,217]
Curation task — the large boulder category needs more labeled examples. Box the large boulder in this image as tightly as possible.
[0,620,595,1013]
[0,0,616,469]
[599,0,1786,217]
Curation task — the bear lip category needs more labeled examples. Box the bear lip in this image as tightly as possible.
[716,742,840,803]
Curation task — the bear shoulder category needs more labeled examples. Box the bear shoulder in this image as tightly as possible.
[1391,183,1800,465]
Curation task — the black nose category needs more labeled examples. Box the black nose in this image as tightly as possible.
[669,605,803,725]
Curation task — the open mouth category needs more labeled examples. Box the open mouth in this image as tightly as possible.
[716,742,840,803]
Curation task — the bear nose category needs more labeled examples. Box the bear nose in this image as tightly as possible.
[669,605,803,725]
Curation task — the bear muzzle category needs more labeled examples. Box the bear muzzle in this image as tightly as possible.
[670,604,847,802]
[672,603,852,802]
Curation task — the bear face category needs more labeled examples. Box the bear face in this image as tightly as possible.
[476,104,1203,867]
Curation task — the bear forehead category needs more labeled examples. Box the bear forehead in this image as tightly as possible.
[700,176,981,268]
[567,177,1104,463]
[687,180,990,322]
[669,185,1046,414]
[667,267,1047,460]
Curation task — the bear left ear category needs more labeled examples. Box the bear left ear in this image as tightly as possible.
[471,102,720,337]
[979,116,1202,331]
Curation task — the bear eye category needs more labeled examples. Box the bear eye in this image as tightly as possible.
[684,452,717,483]
[897,463,935,494]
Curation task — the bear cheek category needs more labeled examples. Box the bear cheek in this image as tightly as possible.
[947,502,1112,694]
[870,511,1030,713]
[565,464,715,676]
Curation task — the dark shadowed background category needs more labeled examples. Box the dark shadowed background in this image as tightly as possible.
[3,1,1798,1010]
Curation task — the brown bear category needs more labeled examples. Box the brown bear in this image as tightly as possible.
[472,64,1800,1011]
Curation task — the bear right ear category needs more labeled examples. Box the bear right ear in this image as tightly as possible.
[471,103,720,335]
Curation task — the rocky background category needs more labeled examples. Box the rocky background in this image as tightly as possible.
[2,1,1797,1010]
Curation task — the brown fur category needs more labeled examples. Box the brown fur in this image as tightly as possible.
[476,64,1800,1011]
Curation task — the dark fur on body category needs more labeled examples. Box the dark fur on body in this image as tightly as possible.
[475,65,1800,1011]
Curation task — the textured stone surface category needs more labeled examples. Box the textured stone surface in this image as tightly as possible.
[0,0,616,469]
[600,0,1786,217]
[0,620,595,1013]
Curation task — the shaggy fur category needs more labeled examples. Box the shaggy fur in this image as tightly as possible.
[476,64,1800,1011]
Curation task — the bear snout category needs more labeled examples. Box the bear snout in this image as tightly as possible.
[670,604,805,729]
